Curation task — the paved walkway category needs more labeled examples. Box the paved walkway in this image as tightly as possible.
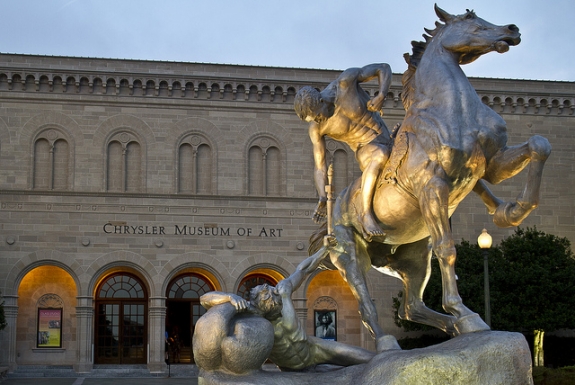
[3,379,198,385]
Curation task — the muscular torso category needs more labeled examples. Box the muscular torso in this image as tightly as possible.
[318,82,390,152]
[268,318,314,370]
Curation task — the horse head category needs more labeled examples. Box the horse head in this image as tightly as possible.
[433,4,521,64]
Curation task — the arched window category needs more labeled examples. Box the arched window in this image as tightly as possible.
[95,273,147,364]
[324,139,352,196]
[106,131,143,192]
[98,274,145,299]
[167,274,213,299]
[33,129,71,190]
[247,136,282,196]
[237,274,278,300]
[178,134,213,194]
[332,148,349,195]
[166,273,215,363]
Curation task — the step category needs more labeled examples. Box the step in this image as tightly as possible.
[7,364,199,378]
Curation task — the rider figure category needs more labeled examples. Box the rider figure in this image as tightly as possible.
[294,63,393,240]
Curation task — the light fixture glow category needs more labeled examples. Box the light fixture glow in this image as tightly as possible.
[477,228,492,249]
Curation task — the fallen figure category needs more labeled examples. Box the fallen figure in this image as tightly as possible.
[192,236,374,375]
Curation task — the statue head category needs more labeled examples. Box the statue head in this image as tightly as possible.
[294,86,323,122]
[249,284,283,321]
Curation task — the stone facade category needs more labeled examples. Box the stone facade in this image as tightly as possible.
[0,53,573,374]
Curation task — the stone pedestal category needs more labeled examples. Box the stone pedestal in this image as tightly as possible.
[199,331,533,385]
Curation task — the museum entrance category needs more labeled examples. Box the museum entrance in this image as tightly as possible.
[94,273,148,364]
[165,273,214,364]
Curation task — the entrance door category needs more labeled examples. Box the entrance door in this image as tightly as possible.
[166,274,214,363]
[95,273,147,364]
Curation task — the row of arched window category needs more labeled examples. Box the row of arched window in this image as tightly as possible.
[31,128,292,195]
[31,127,355,197]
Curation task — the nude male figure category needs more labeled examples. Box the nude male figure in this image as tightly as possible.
[196,238,374,372]
[294,63,393,240]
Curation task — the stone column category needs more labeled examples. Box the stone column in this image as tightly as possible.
[292,296,308,331]
[1,294,18,372]
[147,296,166,373]
[74,296,94,373]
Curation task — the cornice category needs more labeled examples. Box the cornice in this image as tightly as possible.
[0,53,572,116]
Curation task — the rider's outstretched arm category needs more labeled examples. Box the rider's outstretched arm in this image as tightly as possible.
[360,64,392,112]
[309,123,328,223]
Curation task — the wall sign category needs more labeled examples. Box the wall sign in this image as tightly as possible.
[314,310,336,341]
[37,308,62,348]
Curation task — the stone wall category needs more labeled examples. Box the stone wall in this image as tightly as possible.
[0,53,573,372]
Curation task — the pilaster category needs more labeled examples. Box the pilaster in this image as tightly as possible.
[74,296,94,373]
[1,295,18,372]
[147,296,167,373]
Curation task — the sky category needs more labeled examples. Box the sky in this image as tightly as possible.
[1,0,573,82]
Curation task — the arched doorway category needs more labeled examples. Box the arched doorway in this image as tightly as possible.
[236,273,278,299]
[16,265,78,365]
[165,273,214,363]
[95,273,147,364]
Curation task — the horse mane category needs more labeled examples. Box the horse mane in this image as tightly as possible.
[401,9,476,111]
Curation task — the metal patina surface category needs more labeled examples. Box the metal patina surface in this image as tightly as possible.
[302,4,550,352]
[193,5,546,382]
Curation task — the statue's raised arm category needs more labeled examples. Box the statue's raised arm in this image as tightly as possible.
[295,63,393,240]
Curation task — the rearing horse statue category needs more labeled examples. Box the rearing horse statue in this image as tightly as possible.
[310,5,551,352]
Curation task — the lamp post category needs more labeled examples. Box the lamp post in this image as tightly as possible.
[477,228,492,327]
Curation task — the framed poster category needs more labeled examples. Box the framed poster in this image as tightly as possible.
[37,308,62,348]
[314,310,336,341]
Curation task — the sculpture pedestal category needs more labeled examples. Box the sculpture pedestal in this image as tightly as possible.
[198,331,533,385]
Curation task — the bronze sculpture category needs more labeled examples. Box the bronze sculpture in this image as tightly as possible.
[193,238,374,374]
[302,4,551,352]
[193,5,547,382]
[294,63,392,241]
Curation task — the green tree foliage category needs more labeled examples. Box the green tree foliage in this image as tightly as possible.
[393,239,490,331]
[394,227,575,334]
[491,227,575,333]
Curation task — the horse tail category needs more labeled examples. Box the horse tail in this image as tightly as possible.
[308,221,328,256]
[308,221,339,271]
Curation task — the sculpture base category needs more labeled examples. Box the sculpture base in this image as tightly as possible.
[198,331,533,385]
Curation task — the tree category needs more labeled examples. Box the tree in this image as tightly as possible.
[492,227,575,366]
[393,227,575,367]
[393,239,489,332]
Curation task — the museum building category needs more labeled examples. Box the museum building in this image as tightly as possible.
[0,53,573,375]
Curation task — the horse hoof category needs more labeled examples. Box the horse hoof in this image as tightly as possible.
[493,202,521,228]
[529,135,551,161]
[376,335,401,352]
[453,313,490,335]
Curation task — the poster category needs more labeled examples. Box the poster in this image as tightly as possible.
[37,308,62,348]
[314,310,336,341]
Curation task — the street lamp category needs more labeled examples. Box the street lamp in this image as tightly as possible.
[477,228,492,328]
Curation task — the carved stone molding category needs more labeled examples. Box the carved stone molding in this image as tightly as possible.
[37,293,64,308]
[313,296,338,310]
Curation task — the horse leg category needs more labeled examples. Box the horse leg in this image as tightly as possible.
[482,135,551,227]
[420,175,490,334]
[390,238,457,336]
[331,224,400,352]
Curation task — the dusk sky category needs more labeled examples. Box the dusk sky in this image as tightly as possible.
[1,0,573,81]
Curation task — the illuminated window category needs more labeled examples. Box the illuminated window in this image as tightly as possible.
[237,274,277,300]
